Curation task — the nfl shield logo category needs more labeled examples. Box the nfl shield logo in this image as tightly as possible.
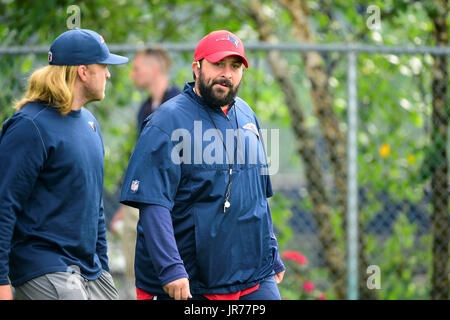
[131,180,140,193]
[88,121,96,132]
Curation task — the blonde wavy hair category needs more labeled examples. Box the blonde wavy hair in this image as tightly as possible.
[14,65,79,115]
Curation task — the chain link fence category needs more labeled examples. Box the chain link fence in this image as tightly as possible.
[257,44,449,300]
[0,42,448,300]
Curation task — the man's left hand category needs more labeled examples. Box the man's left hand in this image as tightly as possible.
[274,270,285,284]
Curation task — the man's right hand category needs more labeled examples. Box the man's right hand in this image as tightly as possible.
[0,285,13,300]
[163,277,192,300]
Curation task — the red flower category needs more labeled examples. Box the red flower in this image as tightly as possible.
[303,281,315,292]
[318,292,326,300]
[282,251,307,265]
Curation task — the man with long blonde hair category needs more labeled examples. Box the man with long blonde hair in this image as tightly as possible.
[0,29,128,300]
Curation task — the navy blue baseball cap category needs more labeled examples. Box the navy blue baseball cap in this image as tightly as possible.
[48,28,128,66]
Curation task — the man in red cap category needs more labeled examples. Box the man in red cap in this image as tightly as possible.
[192,30,249,114]
[120,30,285,300]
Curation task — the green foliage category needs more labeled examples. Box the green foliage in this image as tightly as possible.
[366,214,432,299]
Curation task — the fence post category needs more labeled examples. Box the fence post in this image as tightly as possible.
[347,49,359,300]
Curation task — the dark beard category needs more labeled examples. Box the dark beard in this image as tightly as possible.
[198,70,240,110]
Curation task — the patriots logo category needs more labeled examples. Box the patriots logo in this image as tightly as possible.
[216,35,239,48]
[228,35,239,48]
[48,51,52,62]
[88,121,96,132]
[243,122,260,138]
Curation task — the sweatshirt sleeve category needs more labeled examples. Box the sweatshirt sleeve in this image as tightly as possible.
[0,115,46,284]
[139,204,188,287]
[96,199,109,271]
[120,125,181,210]
[252,115,274,198]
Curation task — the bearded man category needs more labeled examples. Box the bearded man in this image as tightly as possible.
[120,30,285,300]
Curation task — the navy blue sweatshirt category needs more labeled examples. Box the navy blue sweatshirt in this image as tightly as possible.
[121,82,284,295]
[139,203,284,291]
[0,102,108,286]
[137,87,181,134]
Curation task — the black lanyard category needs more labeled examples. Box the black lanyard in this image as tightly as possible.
[204,105,240,213]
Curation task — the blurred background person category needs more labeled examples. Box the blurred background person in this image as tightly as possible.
[110,46,180,299]
[132,47,181,133]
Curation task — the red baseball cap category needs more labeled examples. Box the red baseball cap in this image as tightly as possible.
[194,30,248,68]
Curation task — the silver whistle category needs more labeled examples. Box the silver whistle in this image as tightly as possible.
[223,200,231,213]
